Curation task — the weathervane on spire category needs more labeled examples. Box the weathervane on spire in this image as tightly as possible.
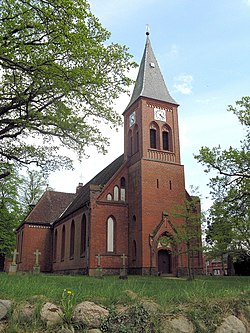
[146,24,150,36]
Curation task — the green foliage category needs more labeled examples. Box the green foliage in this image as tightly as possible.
[100,304,157,333]
[0,275,249,332]
[0,167,46,257]
[0,165,22,256]
[60,288,75,328]
[18,169,46,216]
[195,97,250,259]
[0,0,136,178]
[171,192,203,280]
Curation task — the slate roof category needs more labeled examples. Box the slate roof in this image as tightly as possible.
[17,191,76,229]
[56,154,125,221]
[126,34,177,110]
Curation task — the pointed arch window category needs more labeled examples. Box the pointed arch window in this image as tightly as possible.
[70,220,75,259]
[150,122,159,149]
[114,186,119,201]
[53,229,58,262]
[107,216,115,252]
[61,225,65,261]
[120,177,126,201]
[150,128,157,148]
[80,215,87,256]
[107,193,112,200]
[133,125,139,153]
[128,129,132,156]
[162,131,169,151]
[162,125,172,151]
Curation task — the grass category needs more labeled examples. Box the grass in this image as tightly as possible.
[0,273,249,309]
[0,274,249,333]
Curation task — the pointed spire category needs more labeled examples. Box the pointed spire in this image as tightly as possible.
[126,33,177,109]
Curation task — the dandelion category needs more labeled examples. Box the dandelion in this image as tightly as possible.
[60,289,75,329]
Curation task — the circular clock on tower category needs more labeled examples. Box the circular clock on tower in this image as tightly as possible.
[154,108,166,122]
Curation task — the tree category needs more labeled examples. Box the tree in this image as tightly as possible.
[0,165,22,257]
[0,167,46,264]
[0,0,136,179]
[19,169,47,216]
[195,97,250,261]
[170,189,203,279]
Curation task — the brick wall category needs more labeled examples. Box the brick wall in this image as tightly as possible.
[17,224,52,272]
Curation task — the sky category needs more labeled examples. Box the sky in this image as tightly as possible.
[49,0,250,210]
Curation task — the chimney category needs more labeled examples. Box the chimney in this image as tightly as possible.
[76,182,83,194]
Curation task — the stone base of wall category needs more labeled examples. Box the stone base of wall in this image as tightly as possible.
[177,267,204,277]
[88,268,121,276]
[52,268,88,275]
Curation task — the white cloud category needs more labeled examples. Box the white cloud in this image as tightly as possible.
[174,74,193,95]
[167,44,179,58]
[244,0,250,5]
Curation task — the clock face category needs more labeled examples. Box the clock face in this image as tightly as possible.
[154,108,166,122]
[129,111,136,127]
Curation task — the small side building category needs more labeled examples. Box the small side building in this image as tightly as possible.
[16,191,75,272]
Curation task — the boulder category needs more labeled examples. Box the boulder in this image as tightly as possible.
[40,302,63,327]
[59,328,74,333]
[0,300,12,321]
[13,302,34,322]
[161,315,195,333]
[0,322,7,332]
[73,301,109,328]
[215,315,246,333]
[141,299,161,314]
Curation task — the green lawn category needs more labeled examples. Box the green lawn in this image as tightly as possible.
[0,273,249,309]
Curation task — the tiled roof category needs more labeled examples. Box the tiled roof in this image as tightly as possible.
[22,191,76,226]
[57,154,125,221]
[126,35,177,110]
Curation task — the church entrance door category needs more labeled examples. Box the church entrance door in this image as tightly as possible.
[158,250,171,274]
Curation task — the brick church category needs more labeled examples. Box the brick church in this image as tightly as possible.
[16,33,203,276]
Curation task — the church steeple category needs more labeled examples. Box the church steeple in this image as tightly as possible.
[126,33,177,110]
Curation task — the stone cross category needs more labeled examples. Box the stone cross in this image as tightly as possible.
[11,249,19,265]
[34,249,41,266]
[121,253,127,268]
[95,254,102,268]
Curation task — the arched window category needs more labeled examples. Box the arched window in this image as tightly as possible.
[150,128,156,148]
[107,216,115,252]
[53,229,58,262]
[61,225,65,261]
[106,193,112,201]
[120,177,126,201]
[162,125,172,151]
[114,186,119,201]
[132,215,136,224]
[128,129,132,156]
[70,220,75,259]
[80,215,86,256]
[133,125,139,153]
[162,131,169,151]
[150,122,159,149]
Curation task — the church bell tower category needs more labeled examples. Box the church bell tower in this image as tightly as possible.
[124,32,190,275]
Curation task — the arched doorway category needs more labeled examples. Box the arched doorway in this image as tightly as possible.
[158,250,172,274]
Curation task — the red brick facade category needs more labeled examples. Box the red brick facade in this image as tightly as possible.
[15,35,203,276]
